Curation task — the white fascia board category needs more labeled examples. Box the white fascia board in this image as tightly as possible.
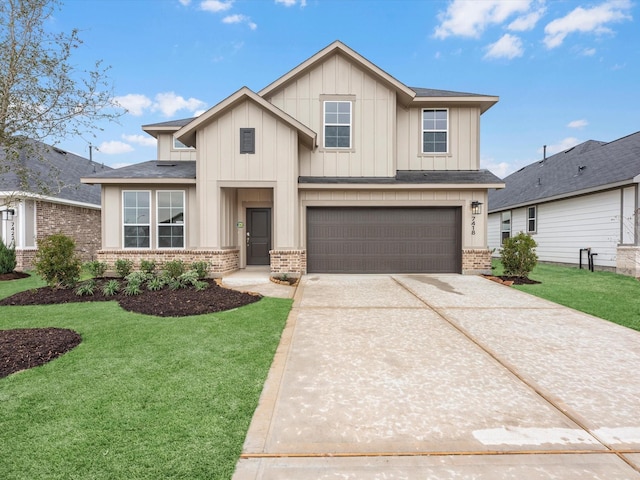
[0,190,101,210]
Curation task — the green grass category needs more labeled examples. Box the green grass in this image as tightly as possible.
[492,260,640,331]
[0,275,292,479]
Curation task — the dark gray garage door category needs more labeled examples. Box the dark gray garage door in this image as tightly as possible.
[306,207,461,273]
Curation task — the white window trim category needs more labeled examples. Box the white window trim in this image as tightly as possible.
[421,108,449,155]
[173,137,194,150]
[156,190,186,249]
[122,190,152,249]
[527,205,537,234]
[322,99,353,150]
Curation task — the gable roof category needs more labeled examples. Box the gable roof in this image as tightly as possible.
[0,139,108,206]
[175,86,317,148]
[259,40,417,104]
[142,117,195,138]
[488,132,640,212]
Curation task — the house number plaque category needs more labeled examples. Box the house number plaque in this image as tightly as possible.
[471,215,476,235]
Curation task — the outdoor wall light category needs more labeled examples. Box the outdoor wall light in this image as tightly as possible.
[471,201,483,215]
[1,209,15,220]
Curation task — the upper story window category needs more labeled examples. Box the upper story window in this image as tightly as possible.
[123,191,151,248]
[324,101,351,149]
[157,191,185,249]
[173,138,193,149]
[422,109,448,153]
[527,206,537,233]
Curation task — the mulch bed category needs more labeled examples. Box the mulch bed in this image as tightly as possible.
[0,328,82,378]
[0,274,263,378]
[483,274,541,286]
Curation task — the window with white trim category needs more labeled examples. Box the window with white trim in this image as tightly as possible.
[324,101,351,148]
[527,206,537,233]
[422,109,448,153]
[173,138,193,149]
[501,211,511,244]
[123,191,151,248]
[157,191,185,248]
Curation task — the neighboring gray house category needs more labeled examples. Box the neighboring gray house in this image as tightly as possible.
[0,139,110,269]
[488,131,640,277]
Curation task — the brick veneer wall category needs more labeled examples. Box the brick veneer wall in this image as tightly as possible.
[95,249,240,277]
[15,248,37,271]
[616,246,640,278]
[462,248,492,274]
[270,249,306,276]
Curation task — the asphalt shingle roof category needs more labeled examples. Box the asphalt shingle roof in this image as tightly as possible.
[488,131,640,212]
[83,160,196,180]
[410,87,490,98]
[299,170,503,185]
[0,139,109,205]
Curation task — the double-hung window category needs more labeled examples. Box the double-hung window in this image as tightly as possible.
[324,101,351,148]
[527,206,537,233]
[157,191,185,248]
[123,191,151,248]
[422,109,448,153]
[501,211,511,244]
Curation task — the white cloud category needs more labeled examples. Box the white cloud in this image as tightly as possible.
[122,134,157,147]
[582,47,596,56]
[223,14,257,29]
[112,94,153,116]
[152,92,207,117]
[567,119,588,129]
[544,0,632,49]
[200,0,234,12]
[540,137,580,155]
[178,0,191,6]
[508,7,546,31]
[98,141,134,155]
[275,0,306,6]
[484,34,524,60]
[434,0,532,39]
[482,159,512,178]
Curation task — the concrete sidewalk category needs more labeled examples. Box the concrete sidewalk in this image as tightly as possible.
[234,274,640,479]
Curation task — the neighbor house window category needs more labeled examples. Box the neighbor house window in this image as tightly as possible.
[123,191,151,248]
[157,191,185,248]
[422,109,448,153]
[501,211,511,244]
[527,206,537,233]
[324,101,351,148]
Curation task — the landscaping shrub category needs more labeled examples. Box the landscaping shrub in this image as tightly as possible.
[191,261,210,279]
[84,260,108,278]
[162,259,186,280]
[140,259,157,274]
[0,238,17,274]
[114,259,133,278]
[76,279,97,296]
[500,232,538,278]
[102,279,120,296]
[34,234,82,288]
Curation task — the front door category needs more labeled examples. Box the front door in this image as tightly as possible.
[246,208,271,265]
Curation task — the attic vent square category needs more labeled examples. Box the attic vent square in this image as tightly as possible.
[240,128,255,154]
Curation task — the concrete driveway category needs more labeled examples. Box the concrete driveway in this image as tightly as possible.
[233,274,640,479]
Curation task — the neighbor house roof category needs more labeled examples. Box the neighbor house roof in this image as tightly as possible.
[82,160,196,185]
[488,132,640,212]
[299,170,504,189]
[0,139,108,206]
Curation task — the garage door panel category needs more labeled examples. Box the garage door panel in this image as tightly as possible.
[307,207,461,273]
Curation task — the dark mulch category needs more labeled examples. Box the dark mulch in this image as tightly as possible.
[0,328,82,378]
[0,271,30,281]
[484,274,541,285]
[0,279,262,317]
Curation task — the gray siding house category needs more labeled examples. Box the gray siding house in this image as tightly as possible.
[488,131,640,277]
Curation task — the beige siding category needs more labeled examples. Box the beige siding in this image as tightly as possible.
[266,52,396,177]
[397,106,480,171]
[298,189,487,250]
[157,133,196,161]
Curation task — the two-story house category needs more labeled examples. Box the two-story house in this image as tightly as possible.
[83,41,503,276]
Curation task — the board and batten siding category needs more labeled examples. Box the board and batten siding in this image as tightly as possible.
[396,106,480,172]
[265,52,396,178]
[157,134,196,161]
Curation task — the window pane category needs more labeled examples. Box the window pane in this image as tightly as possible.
[124,208,138,224]
[529,219,536,232]
[137,192,150,207]
[157,192,171,207]
[158,207,172,224]
[123,192,137,208]
[338,113,350,123]
[338,102,350,113]
[325,102,338,113]
[325,126,338,148]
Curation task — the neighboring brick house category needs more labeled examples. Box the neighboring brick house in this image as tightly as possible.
[0,139,109,270]
[83,41,503,276]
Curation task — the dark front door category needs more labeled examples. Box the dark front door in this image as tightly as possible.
[246,208,271,265]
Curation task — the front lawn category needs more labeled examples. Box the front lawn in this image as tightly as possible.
[492,260,640,331]
[0,275,291,479]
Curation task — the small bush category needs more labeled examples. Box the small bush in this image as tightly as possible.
[147,276,165,291]
[191,261,210,279]
[162,260,186,280]
[179,270,200,287]
[194,280,208,291]
[140,259,157,274]
[76,279,97,296]
[124,282,142,296]
[114,259,134,278]
[0,238,17,274]
[501,232,538,278]
[102,279,120,296]
[34,234,82,288]
[84,260,108,278]
[125,271,150,286]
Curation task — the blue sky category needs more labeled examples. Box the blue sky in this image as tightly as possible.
[53,0,638,178]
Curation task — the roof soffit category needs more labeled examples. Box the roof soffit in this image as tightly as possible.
[258,41,416,104]
[175,87,316,148]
